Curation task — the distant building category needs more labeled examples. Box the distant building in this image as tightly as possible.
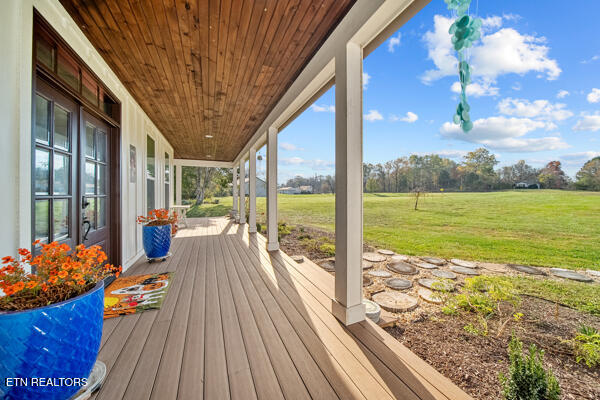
[299,185,313,194]
[278,187,301,194]
[515,182,540,189]
[244,177,266,197]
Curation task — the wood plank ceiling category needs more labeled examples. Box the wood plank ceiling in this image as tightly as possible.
[59,0,356,161]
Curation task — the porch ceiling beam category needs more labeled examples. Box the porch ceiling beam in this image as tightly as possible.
[173,159,233,168]
[233,0,429,164]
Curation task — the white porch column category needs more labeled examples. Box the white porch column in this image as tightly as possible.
[333,41,365,326]
[175,164,182,205]
[248,147,257,233]
[232,166,239,221]
[239,158,246,224]
[266,127,279,251]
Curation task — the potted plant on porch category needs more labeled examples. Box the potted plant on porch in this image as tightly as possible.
[137,209,177,260]
[0,241,121,400]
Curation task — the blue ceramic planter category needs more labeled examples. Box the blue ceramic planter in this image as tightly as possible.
[142,224,172,258]
[0,281,104,400]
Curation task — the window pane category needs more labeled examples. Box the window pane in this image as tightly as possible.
[53,153,70,195]
[35,200,49,242]
[85,123,95,158]
[147,179,155,213]
[35,148,50,195]
[97,130,107,162]
[164,152,170,182]
[97,164,106,195]
[54,105,70,151]
[165,183,170,209]
[57,52,79,91]
[82,72,98,106]
[85,197,96,230]
[35,95,50,144]
[85,161,96,194]
[146,136,155,178]
[98,197,106,228]
[36,38,54,70]
[53,199,70,240]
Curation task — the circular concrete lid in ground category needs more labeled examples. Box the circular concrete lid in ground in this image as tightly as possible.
[388,261,419,275]
[368,269,393,278]
[420,256,445,266]
[508,264,547,276]
[362,261,373,270]
[449,265,480,276]
[363,252,387,263]
[363,275,374,287]
[418,288,443,304]
[550,268,593,282]
[372,291,418,313]
[432,269,457,280]
[291,255,304,263]
[391,254,410,263]
[450,258,477,269]
[363,299,381,323]
[384,278,413,290]
[378,249,395,256]
[318,260,335,272]
[415,261,439,270]
[418,278,455,292]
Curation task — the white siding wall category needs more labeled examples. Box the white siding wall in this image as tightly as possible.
[0,0,174,270]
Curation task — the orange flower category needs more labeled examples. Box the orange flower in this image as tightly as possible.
[57,270,68,279]
[2,256,14,264]
[72,273,83,281]
[48,276,58,284]
[33,239,41,246]
[26,281,38,289]
[18,248,30,256]
[77,279,85,285]
[41,283,48,292]
[12,281,25,292]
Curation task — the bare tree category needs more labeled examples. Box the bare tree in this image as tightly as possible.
[195,168,215,205]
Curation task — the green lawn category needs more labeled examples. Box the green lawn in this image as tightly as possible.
[187,190,600,270]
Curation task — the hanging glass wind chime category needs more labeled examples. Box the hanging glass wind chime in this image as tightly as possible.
[445,0,482,132]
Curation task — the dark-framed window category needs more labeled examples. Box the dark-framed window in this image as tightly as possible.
[146,136,156,213]
[164,152,170,209]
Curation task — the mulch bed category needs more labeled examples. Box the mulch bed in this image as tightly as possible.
[386,297,600,400]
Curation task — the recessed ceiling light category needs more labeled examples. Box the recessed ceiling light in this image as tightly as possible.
[205,135,213,138]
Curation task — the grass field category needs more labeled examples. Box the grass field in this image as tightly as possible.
[187,190,600,270]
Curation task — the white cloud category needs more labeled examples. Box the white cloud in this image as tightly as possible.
[573,112,600,132]
[280,142,303,151]
[512,82,522,91]
[390,111,419,123]
[363,72,371,89]
[280,157,334,170]
[497,98,573,121]
[421,15,560,85]
[388,33,402,53]
[586,88,600,103]
[434,149,469,159]
[364,109,384,122]
[561,151,600,164]
[451,80,499,97]
[440,116,569,152]
[581,55,600,64]
[556,90,569,99]
[311,104,335,113]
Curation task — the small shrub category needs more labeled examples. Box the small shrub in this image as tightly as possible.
[255,223,262,233]
[278,222,292,237]
[500,336,560,400]
[319,243,336,257]
[569,325,600,368]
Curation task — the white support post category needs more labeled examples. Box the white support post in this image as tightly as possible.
[332,41,365,326]
[232,166,239,221]
[266,127,279,251]
[239,158,246,224]
[175,164,182,206]
[248,147,257,233]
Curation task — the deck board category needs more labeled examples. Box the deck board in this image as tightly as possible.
[96,217,471,400]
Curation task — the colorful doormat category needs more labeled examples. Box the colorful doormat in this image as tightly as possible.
[103,272,173,319]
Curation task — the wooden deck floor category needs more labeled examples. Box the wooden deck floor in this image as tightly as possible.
[96,217,471,400]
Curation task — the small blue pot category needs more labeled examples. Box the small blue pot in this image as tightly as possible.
[0,281,104,400]
[142,224,172,258]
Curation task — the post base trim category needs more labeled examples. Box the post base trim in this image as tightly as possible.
[267,242,279,252]
[331,300,366,326]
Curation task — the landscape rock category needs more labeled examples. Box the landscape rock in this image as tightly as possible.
[391,254,411,263]
[363,299,381,323]
[414,261,439,270]
[362,261,373,270]
[388,261,419,275]
[372,291,418,313]
[291,255,304,263]
[384,278,413,290]
[550,268,593,282]
[378,249,395,256]
[418,278,454,292]
[508,264,547,276]
[318,259,335,272]
[432,269,457,280]
[450,258,477,269]
[420,256,445,266]
[418,288,443,304]
[363,275,373,287]
[363,252,387,263]
[587,270,600,277]
[449,265,480,276]
[368,270,393,278]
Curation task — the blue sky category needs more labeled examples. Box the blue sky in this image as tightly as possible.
[256,1,600,183]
